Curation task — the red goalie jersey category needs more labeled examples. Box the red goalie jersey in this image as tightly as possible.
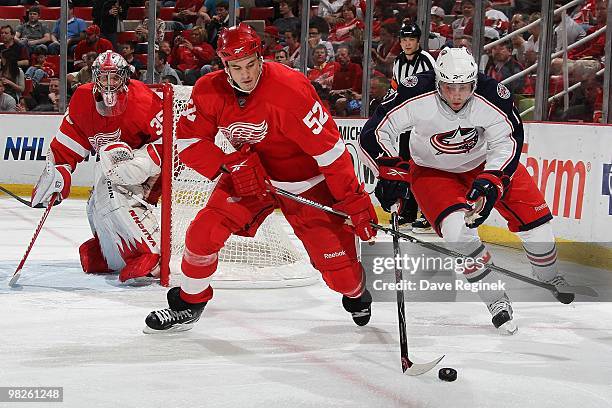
[176,62,359,201]
[49,80,164,172]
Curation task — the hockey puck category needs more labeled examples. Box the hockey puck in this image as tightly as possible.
[438,367,457,382]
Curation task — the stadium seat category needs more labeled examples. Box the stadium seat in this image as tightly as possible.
[39,7,60,20]
[249,7,274,21]
[159,7,175,21]
[73,7,93,21]
[238,7,246,19]
[127,7,146,20]
[134,53,148,65]
[117,31,138,44]
[23,78,33,97]
[0,5,26,20]
[45,55,60,75]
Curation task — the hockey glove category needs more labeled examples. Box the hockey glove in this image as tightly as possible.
[465,172,506,228]
[99,142,161,186]
[31,161,72,207]
[224,146,269,197]
[374,156,411,212]
[333,185,378,242]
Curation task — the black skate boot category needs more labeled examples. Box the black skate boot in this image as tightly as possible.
[143,287,207,334]
[487,293,517,335]
[546,275,575,304]
[342,289,372,326]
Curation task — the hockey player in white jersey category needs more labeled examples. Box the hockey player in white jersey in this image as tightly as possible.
[360,47,574,333]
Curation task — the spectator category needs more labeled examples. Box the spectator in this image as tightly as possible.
[15,6,51,55]
[568,1,607,61]
[307,44,335,88]
[283,28,300,68]
[25,49,57,85]
[551,76,603,122]
[368,75,390,115]
[453,34,473,51]
[261,26,284,60]
[306,25,334,68]
[207,1,230,47]
[0,26,30,68]
[510,13,530,40]
[484,1,509,29]
[331,44,362,94]
[318,0,344,25]
[430,6,452,40]
[48,1,88,55]
[141,51,182,84]
[274,0,300,36]
[31,77,60,112]
[137,1,169,46]
[92,0,129,50]
[73,25,113,69]
[402,0,418,23]
[553,6,586,51]
[274,49,291,66]
[485,40,527,95]
[452,0,474,39]
[371,22,401,78]
[0,80,17,112]
[0,51,25,102]
[68,51,97,91]
[524,12,540,66]
[121,42,144,78]
[328,4,365,44]
[174,0,205,28]
[481,26,500,70]
[176,27,216,85]
[200,56,223,75]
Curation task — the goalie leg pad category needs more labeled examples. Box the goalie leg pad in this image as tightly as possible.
[88,177,160,272]
[79,236,113,274]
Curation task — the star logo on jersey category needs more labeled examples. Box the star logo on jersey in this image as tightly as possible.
[89,129,122,152]
[400,75,418,88]
[219,121,268,146]
[430,127,479,155]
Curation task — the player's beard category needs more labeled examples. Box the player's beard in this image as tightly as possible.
[95,89,129,117]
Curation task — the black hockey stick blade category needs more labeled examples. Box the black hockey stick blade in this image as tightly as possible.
[0,185,42,208]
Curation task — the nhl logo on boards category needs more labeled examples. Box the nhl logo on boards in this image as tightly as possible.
[497,83,511,99]
[401,75,418,88]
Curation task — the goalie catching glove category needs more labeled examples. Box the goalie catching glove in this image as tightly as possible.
[99,142,161,186]
[375,156,411,212]
[223,145,269,197]
[465,171,507,228]
[333,184,378,242]
[31,161,72,207]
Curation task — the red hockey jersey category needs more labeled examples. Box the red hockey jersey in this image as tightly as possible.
[176,61,359,201]
[49,80,163,170]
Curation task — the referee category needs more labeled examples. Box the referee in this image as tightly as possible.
[393,22,436,233]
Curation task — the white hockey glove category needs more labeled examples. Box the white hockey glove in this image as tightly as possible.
[99,142,161,186]
[31,161,72,207]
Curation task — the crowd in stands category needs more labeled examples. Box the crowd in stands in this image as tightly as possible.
[0,0,607,122]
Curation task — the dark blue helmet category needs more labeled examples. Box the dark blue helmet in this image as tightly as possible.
[399,22,421,39]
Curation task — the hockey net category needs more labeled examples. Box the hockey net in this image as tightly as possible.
[157,84,319,288]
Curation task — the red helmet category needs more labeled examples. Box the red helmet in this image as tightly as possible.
[216,23,262,64]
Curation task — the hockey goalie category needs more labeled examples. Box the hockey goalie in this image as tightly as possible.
[31,50,164,284]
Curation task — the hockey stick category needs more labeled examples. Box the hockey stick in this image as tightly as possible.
[391,205,445,375]
[9,194,57,287]
[271,186,598,299]
[0,185,42,208]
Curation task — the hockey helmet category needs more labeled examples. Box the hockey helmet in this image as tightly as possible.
[92,50,131,117]
[399,22,421,39]
[434,47,478,109]
[216,23,262,64]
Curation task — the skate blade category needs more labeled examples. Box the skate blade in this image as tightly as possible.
[498,320,518,335]
[143,322,195,334]
[121,276,157,287]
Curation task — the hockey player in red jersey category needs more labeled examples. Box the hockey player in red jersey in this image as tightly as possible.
[360,48,575,334]
[31,50,165,284]
[144,23,378,333]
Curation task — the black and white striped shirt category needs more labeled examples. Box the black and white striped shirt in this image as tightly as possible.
[392,48,436,89]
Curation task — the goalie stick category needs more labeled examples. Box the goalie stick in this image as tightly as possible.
[391,204,445,375]
[9,194,57,287]
[270,186,598,299]
[0,185,43,208]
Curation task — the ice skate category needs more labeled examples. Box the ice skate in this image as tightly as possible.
[342,289,372,326]
[487,293,517,335]
[144,287,206,333]
[546,275,575,304]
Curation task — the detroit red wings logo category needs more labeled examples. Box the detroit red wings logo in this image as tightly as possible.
[430,127,479,154]
[219,121,268,146]
[88,129,122,152]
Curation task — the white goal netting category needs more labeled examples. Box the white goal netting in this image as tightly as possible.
[160,85,319,288]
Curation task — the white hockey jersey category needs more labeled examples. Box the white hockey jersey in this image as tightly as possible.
[359,71,523,178]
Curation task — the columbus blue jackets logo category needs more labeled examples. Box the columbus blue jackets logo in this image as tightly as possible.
[497,83,511,99]
[400,75,418,88]
[430,127,479,154]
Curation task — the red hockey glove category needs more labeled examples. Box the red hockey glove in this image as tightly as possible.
[333,186,378,242]
[31,161,72,207]
[224,146,269,197]
[375,156,411,212]
[465,171,506,228]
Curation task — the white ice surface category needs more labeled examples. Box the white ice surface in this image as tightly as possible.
[1,197,611,408]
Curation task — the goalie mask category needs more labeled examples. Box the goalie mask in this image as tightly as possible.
[216,23,263,94]
[92,50,131,117]
[434,47,478,112]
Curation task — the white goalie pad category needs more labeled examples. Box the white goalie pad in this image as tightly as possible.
[86,176,160,271]
[99,142,161,186]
